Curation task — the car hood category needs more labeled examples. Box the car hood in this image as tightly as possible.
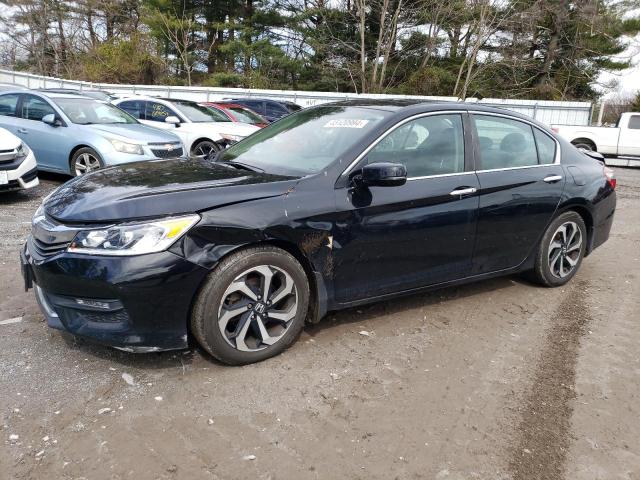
[0,126,21,149]
[83,123,181,144]
[44,158,299,223]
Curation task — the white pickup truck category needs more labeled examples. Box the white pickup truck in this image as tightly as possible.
[553,112,640,167]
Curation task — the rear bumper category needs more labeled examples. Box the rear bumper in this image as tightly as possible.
[22,238,210,351]
[589,191,616,254]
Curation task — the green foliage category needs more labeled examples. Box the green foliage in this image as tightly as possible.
[77,35,165,84]
[2,0,638,99]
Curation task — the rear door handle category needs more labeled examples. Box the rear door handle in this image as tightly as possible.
[449,187,477,196]
[17,128,28,134]
[543,175,563,183]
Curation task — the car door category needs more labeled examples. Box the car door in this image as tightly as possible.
[331,112,480,303]
[139,101,182,131]
[13,94,71,172]
[470,113,565,274]
[617,114,640,156]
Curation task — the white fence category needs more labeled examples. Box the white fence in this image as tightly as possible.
[0,68,593,126]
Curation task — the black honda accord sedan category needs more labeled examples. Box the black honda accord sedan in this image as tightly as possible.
[21,101,616,364]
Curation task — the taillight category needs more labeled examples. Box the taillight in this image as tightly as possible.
[604,166,616,189]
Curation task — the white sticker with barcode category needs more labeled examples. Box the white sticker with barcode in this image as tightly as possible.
[324,119,370,129]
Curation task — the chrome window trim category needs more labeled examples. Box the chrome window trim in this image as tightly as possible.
[468,110,561,168]
[339,110,467,180]
[339,109,562,183]
[406,171,476,181]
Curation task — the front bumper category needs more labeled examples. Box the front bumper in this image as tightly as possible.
[21,238,210,351]
[1,150,39,191]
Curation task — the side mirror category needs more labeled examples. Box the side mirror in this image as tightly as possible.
[42,114,61,127]
[165,116,181,126]
[357,162,407,187]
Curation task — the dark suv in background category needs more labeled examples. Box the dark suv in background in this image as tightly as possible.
[229,98,301,122]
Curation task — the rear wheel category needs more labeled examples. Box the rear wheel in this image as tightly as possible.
[191,246,310,365]
[571,139,596,152]
[531,211,587,287]
[70,147,104,176]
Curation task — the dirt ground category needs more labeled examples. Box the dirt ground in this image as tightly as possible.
[1,168,639,480]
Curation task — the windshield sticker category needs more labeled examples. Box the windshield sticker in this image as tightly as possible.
[324,119,370,128]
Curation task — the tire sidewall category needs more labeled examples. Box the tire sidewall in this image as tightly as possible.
[193,248,310,365]
[537,211,587,287]
[71,147,104,176]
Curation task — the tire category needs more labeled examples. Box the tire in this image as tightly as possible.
[191,245,310,365]
[531,211,587,287]
[571,140,595,152]
[191,140,221,158]
[70,147,104,176]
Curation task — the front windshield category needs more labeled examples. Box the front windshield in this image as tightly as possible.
[175,101,229,122]
[226,106,265,124]
[218,106,390,175]
[56,98,137,125]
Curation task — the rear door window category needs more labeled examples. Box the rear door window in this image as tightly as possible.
[118,100,145,120]
[0,94,20,117]
[473,115,538,170]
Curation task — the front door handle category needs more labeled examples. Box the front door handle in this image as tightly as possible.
[543,175,563,183]
[449,187,477,196]
[17,128,28,134]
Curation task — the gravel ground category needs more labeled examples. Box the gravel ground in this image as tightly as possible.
[1,169,639,480]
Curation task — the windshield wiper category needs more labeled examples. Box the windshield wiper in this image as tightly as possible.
[223,161,264,173]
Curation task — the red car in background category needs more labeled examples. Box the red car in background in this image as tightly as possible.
[201,102,269,128]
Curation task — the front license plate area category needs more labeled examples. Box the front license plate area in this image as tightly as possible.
[0,171,8,185]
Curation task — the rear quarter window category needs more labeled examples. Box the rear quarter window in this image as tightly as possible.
[534,129,557,164]
[629,115,640,130]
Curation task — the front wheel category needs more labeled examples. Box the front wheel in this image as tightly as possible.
[191,246,310,365]
[531,211,587,287]
[191,140,221,157]
[70,147,104,176]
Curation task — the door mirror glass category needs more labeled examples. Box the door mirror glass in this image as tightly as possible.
[165,115,181,125]
[359,162,407,187]
[41,113,59,126]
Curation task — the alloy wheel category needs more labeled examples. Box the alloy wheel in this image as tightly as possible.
[548,221,582,278]
[192,141,218,157]
[74,153,101,176]
[217,265,298,352]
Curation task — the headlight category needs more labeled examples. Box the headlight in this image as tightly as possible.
[68,214,200,256]
[220,133,243,145]
[109,138,144,155]
[16,142,29,159]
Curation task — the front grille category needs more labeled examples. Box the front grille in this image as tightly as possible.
[0,148,24,170]
[30,214,79,258]
[151,146,184,159]
[31,236,70,257]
